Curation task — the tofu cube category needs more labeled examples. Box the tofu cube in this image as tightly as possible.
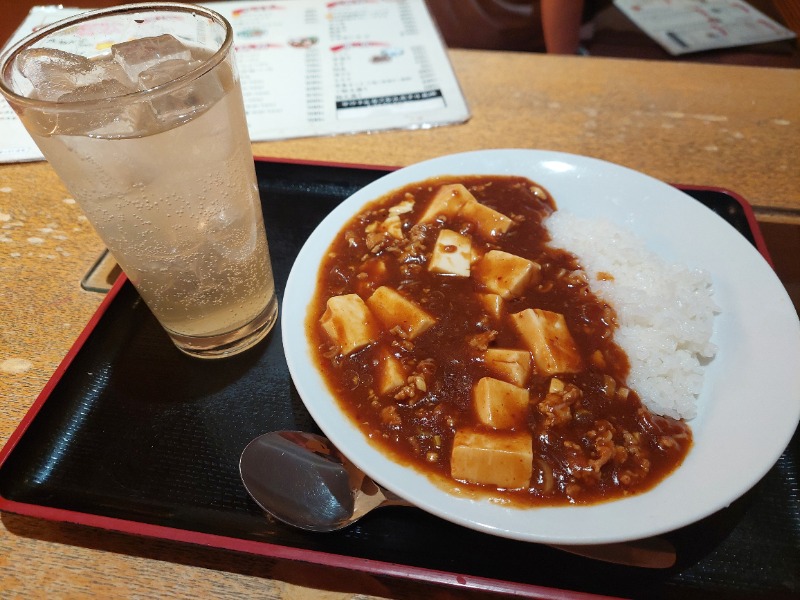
[483,349,532,387]
[458,199,514,240]
[320,294,379,355]
[451,429,533,488]
[366,286,436,339]
[473,376,530,429]
[510,308,583,375]
[473,250,541,299]
[418,183,475,223]
[428,229,473,277]
[477,293,504,319]
[549,377,565,393]
[377,349,407,395]
[389,199,415,216]
[376,199,414,239]
[380,213,404,239]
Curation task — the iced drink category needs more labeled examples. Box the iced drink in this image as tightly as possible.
[0,5,277,358]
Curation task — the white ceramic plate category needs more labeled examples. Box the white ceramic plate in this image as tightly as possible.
[282,149,800,545]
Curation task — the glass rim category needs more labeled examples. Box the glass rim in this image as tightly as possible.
[0,2,234,112]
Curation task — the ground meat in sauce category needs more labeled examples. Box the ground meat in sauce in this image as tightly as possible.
[308,175,692,506]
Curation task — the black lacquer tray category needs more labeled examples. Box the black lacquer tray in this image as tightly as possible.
[1,158,797,599]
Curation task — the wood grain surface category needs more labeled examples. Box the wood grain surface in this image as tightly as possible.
[1,7,798,598]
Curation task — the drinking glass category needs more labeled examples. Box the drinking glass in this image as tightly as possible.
[0,3,278,359]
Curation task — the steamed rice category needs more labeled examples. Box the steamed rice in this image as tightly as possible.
[545,212,718,420]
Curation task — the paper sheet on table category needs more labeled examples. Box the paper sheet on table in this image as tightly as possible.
[614,0,796,55]
[0,0,470,163]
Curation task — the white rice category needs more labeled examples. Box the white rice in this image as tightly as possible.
[545,212,719,420]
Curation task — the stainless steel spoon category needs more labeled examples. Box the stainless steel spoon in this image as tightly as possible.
[239,430,676,568]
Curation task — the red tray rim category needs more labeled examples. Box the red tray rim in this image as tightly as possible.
[0,156,773,599]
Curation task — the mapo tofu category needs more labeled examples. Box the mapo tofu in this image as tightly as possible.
[309,176,691,506]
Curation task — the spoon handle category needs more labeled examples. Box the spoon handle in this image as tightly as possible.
[380,487,413,506]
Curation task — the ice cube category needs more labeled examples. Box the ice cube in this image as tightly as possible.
[17,47,91,84]
[47,103,148,137]
[96,105,156,137]
[16,47,93,101]
[14,48,137,101]
[213,217,260,263]
[82,56,136,89]
[112,34,192,81]
[137,58,200,90]
[144,63,225,125]
[49,79,156,137]
[57,79,135,102]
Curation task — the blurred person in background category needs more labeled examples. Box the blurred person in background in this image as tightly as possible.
[425,0,608,54]
[542,0,589,54]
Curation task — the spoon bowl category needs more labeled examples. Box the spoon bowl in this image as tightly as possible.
[239,430,408,532]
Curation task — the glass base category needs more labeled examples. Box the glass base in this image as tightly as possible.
[168,296,279,359]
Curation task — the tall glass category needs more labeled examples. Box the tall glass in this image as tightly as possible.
[0,3,278,359]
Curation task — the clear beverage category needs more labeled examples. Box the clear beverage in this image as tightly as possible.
[27,58,276,350]
[0,5,278,358]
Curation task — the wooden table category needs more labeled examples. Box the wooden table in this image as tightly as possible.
[2,42,799,599]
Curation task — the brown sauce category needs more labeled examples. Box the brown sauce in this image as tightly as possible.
[307,175,691,506]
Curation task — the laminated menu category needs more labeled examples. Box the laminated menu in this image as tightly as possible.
[0,0,470,163]
[613,0,796,55]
